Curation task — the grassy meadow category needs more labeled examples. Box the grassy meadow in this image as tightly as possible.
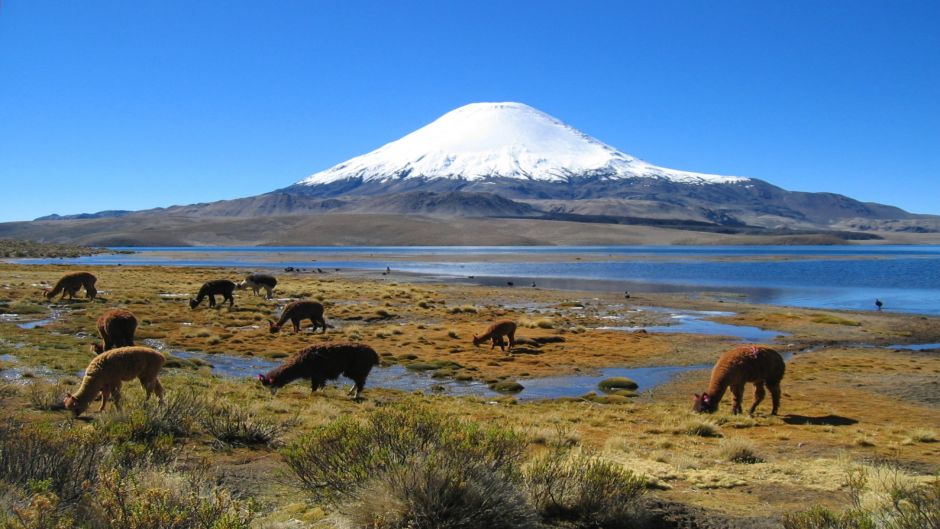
[0,263,938,528]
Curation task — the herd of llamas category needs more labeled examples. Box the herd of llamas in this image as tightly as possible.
[39,270,784,417]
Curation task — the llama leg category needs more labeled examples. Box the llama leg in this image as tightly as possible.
[768,383,782,415]
[508,331,515,352]
[208,294,216,308]
[111,384,123,411]
[351,377,365,399]
[265,286,273,299]
[750,383,766,416]
[98,388,111,412]
[292,318,300,333]
[730,384,745,415]
[226,293,234,307]
[317,317,327,333]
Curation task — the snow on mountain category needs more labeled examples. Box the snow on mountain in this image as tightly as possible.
[298,102,748,186]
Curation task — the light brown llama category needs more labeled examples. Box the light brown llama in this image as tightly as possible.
[64,346,165,416]
[44,271,97,301]
[472,320,517,352]
[269,300,327,333]
[90,309,138,354]
[692,345,785,416]
[235,273,278,299]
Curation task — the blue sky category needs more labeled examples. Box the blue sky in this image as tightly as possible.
[1,0,938,222]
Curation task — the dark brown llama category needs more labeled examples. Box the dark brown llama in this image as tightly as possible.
[91,309,137,354]
[692,345,785,416]
[189,279,236,309]
[44,271,97,301]
[269,300,327,333]
[258,343,379,399]
[472,320,517,352]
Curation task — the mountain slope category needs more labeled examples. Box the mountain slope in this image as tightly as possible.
[298,102,747,186]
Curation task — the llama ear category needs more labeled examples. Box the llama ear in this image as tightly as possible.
[257,374,266,383]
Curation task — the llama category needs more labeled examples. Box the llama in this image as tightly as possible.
[269,300,327,333]
[44,271,97,301]
[64,346,165,416]
[692,345,785,416]
[189,279,236,309]
[235,273,278,299]
[91,309,137,354]
[258,342,379,399]
[472,320,517,352]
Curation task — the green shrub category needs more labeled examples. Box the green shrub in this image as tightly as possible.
[26,381,65,411]
[0,421,106,503]
[525,444,646,528]
[99,389,204,442]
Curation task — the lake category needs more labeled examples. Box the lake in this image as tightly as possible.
[15,245,940,315]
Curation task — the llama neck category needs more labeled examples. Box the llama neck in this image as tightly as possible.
[73,373,107,409]
[704,380,728,408]
[266,360,306,387]
[276,310,293,328]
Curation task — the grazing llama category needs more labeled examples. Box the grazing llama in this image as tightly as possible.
[692,345,785,415]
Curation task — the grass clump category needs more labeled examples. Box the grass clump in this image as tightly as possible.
[811,314,862,326]
[676,417,721,437]
[716,438,764,464]
[490,380,524,393]
[6,300,47,315]
[598,377,638,393]
[98,389,204,442]
[906,429,937,443]
[200,402,290,447]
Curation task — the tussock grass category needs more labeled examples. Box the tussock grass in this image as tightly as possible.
[716,438,764,464]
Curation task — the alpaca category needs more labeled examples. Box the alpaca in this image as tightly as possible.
[189,279,236,309]
[269,300,327,333]
[90,309,137,354]
[258,342,379,399]
[692,345,785,416]
[64,346,165,416]
[235,273,278,299]
[472,320,517,352]
[44,272,97,301]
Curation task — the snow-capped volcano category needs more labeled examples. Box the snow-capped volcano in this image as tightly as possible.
[298,102,748,186]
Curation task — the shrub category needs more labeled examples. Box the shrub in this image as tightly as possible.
[677,418,721,437]
[0,421,106,503]
[99,389,204,442]
[526,445,646,528]
[283,404,536,528]
[26,381,65,411]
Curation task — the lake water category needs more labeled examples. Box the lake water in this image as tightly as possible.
[14,245,940,315]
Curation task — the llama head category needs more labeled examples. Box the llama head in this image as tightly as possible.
[258,373,278,394]
[63,393,84,415]
[43,288,53,299]
[90,343,104,355]
[189,298,199,309]
[234,281,247,291]
[268,320,281,334]
[691,393,716,413]
[472,335,483,347]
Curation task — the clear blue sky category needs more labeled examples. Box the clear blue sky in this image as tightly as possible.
[1,0,938,222]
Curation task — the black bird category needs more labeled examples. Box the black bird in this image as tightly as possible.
[624,290,631,299]
[507,281,514,287]
[875,299,883,311]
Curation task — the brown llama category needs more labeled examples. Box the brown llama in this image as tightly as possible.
[235,273,278,299]
[692,345,785,416]
[258,342,379,399]
[64,346,165,416]
[269,300,327,333]
[472,320,517,352]
[44,271,97,301]
[90,309,138,354]
[189,279,236,309]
